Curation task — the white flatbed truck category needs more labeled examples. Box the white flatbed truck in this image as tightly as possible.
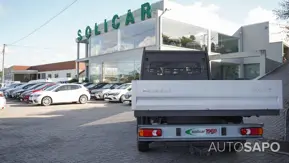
[132,49,283,152]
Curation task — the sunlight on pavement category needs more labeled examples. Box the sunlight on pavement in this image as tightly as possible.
[79,111,135,127]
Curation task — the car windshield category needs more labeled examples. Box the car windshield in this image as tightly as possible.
[34,83,50,90]
[87,84,96,88]
[102,84,113,89]
[45,84,59,91]
[111,84,122,89]
[117,84,131,89]
[29,83,44,89]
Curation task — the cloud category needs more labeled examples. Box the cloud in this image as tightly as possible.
[163,1,241,35]
[244,6,277,25]
[243,6,289,43]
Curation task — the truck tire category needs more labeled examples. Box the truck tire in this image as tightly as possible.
[137,141,150,152]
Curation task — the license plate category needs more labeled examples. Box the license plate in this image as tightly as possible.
[184,128,220,137]
[90,94,95,97]
[104,99,109,101]
[29,97,32,100]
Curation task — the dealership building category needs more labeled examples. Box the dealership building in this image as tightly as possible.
[75,0,289,82]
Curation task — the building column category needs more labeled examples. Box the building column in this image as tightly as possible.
[85,43,89,58]
[207,29,211,56]
[85,61,89,80]
[156,10,162,50]
[117,29,121,51]
[76,42,80,80]
[238,64,244,78]
[259,50,266,77]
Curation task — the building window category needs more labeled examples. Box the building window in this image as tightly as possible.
[54,74,59,78]
[37,74,40,79]
[41,73,46,79]
[48,74,52,78]
[66,73,71,77]
[244,64,260,79]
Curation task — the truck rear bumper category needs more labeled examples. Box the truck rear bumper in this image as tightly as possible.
[137,124,264,141]
[134,110,280,117]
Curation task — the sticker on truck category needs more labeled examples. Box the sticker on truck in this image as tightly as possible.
[185,128,218,136]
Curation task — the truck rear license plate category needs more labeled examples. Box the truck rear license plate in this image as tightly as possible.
[184,128,220,137]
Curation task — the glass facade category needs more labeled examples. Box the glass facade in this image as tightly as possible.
[244,63,260,79]
[90,18,156,56]
[161,18,239,54]
[162,17,208,51]
[211,31,239,54]
[89,61,140,83]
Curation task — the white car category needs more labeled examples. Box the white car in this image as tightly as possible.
[0,91,6,110]
[29,84,90,106]
[92,83,123,100]
[122,90,132,105]
[103,83,132,102]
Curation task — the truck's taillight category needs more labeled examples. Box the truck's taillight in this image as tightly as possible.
[138,128,162,137]
[240,127,263,135]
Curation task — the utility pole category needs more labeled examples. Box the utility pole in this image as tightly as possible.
[2,44,5,85]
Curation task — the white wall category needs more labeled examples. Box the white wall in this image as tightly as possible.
[236,22,283,63]
[38,69,77,82]
[241,22,270,52]
[267,42,283,63]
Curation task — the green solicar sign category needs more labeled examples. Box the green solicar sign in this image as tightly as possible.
[77,2,152,41]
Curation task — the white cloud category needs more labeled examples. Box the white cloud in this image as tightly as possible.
[243,6,289,43]
[244,6,277,25]
[163,1,241,35]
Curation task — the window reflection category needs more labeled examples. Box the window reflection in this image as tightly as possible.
[244,64,260,79]
[120,18,156,50]
[102,61,140,83]
[211,31,239,54]
[89,63,102,83]
[162,17,208,51]
[90,18,156,56]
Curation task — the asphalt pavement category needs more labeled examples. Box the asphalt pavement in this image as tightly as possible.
[0,100,289,163]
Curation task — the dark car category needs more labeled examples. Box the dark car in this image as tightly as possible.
[20,83,55,102]
[12,83,44,99]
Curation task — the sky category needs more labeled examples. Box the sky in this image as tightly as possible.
[0,0,285,68]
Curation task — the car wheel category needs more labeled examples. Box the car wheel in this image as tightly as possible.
[79,95,88,104]
[119,95,124,103]
[41,96,52,106]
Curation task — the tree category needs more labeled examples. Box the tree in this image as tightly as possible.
[273,0,289,20]
[180,36,193,47]
[162,34,170,44]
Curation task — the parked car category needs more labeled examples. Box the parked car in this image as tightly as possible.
[0,91,6,110]
[83,83,94,87]
[122,90,132,105]
[20,83,55,102]
[6,83,34,98]
[29,83,90,106]
[88,83,109,92]
[91,83,123,100]
[0,83,22,92]
[11,83,42,99]
[103,83,132,102]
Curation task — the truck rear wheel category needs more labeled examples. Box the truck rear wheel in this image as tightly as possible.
[137,141,150,152]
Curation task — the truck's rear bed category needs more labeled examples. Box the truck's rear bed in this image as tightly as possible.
[132,80,283,117]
